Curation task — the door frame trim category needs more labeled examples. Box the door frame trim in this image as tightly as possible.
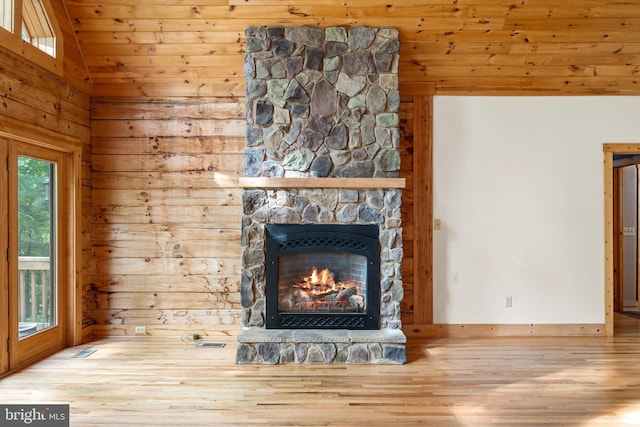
[0,124,82,356]
[0,138,8,374]
[604,143,640,336]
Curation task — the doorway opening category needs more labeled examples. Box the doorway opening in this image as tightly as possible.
[604,144,640,337]
[0,129,82,378]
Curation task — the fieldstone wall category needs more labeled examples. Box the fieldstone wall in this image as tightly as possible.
[240,188,404,330]
[243,25,400,179]
[238,25,406,364]
[236,329,407,364]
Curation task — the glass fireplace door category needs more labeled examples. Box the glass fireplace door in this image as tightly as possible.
[278,252,368,315]
[265,223,380,330]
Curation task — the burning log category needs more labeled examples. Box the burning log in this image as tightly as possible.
[336,286,357,301]
[349,295,364,310]
[283,265,363,312]
[311,289,339,301]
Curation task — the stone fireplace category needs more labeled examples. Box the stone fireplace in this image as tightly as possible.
[236,25,406,364]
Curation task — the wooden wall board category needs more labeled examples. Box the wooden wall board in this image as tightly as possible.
[411,95,433,325]
[63,0,640,96]
[399,97,415,326]
[90,205,242,225]
[89,96,246,329]
[94,292,241,311]
[91,99,245,120]
[91,154,243,173]
[90,119,245,138]
[91,240,242,259]
[90,274,240,294]
[88,94,422,332]
[90,171,240,189]
[0,61,89,126]
[6,0,636,335]
[91,137,244,155]
[88,256,241,276]
[90,188,240,206]
[90,310,242,327]
[0,22,92,335]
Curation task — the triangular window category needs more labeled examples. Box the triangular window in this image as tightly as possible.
[21,0,56,57]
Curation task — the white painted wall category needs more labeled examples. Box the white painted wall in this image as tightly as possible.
[433,96,640,324]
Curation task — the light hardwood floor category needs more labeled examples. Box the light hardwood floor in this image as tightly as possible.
[1,315,640,427]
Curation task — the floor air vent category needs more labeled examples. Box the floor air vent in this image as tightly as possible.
[72,349,97,358]
[195,342,225,348]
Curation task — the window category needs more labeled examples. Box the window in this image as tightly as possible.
[0,0,60,60]
[0,0,13,33]
[21,0,55,57]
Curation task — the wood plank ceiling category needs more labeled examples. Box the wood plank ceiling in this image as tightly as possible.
[63,0,640,97]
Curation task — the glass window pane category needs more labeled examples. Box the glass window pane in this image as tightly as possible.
[17,156,56,339]
[22,0,56,57]
[0,0,13,32]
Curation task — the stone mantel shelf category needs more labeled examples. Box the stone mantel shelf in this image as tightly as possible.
[239,177,406,189]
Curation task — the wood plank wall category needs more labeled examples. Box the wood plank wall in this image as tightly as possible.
[90,97,245,333]
[65,0,640,97]
[62,0,640,334]
[89,96,419,334]
[0,0,92,329]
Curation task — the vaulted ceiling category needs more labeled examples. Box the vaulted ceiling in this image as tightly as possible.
[62,0,640,97]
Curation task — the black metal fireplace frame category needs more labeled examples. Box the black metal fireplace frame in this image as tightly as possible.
[265,223,380,330]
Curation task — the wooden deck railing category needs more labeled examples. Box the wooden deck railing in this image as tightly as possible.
[18,256,51,325]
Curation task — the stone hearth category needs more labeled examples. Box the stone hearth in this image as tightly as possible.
[237,25,406,364]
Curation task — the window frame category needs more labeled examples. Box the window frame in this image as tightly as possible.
[0,120,84,377]
[0,0,63,75]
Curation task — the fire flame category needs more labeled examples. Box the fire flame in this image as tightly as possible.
[308,267,334,287]
[294,266,338,294]
[292,265,359,299]
[286,265,362,312]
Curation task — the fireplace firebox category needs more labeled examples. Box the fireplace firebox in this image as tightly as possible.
[265,224,380,330]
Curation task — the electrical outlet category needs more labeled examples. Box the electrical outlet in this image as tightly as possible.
[134,326,146,334]
[181,332,200,341]
[505,297,512,308]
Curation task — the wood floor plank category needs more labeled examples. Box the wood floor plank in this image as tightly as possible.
[1,315,639,426]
